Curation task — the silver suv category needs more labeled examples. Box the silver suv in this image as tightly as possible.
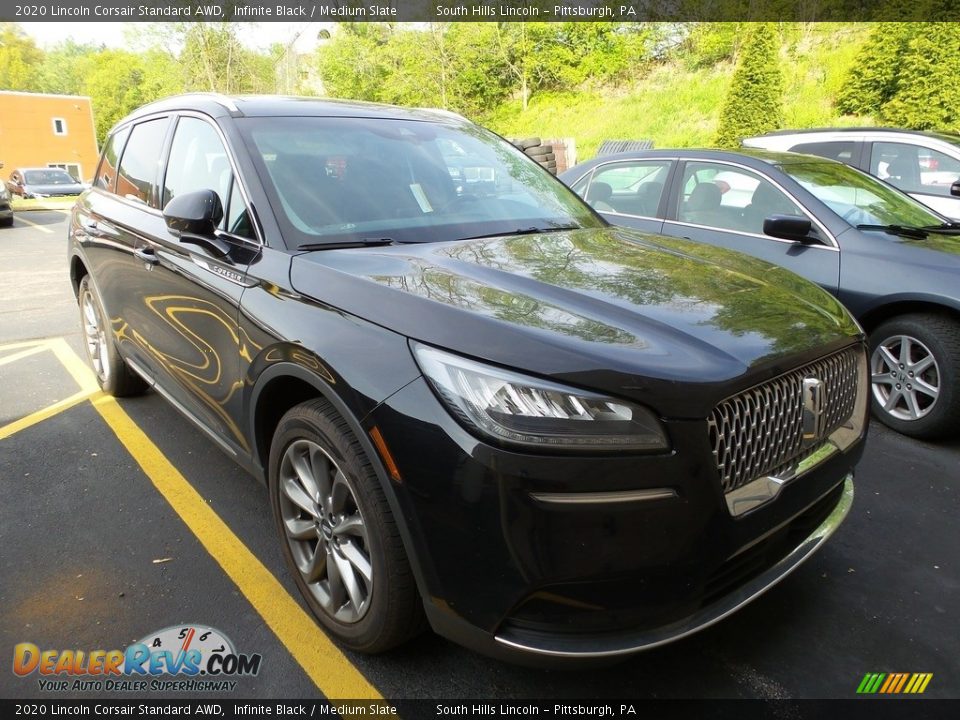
[744,128,960,220]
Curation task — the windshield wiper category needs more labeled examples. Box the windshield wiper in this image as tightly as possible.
[920,222,960,234]
[856,224,928,239]
[458,224,580,242]
[296,238,398,251]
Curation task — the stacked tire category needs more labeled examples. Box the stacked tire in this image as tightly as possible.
[512,137,557,175]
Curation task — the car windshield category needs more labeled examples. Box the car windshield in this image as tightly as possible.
[23,169,77,185]
[778,161,944,228]
[238,116,601,246]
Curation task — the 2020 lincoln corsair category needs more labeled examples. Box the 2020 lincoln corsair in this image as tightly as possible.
[69,94,868,663]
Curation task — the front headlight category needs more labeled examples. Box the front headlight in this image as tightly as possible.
[413,343,668,452]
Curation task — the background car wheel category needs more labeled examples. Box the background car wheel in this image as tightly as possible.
[869,314,960,439]
[77,275,147,397]
[268,398,424,653]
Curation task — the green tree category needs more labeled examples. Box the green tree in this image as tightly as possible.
[714,23,784,148]
[880,24,960,131]
[835,23,918,116]
[0,23,43,91]
[35,40,99,96]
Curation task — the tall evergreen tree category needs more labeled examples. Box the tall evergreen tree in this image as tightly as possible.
[881,24,960,131]
[836,23,918,116]
[714,23,784,148]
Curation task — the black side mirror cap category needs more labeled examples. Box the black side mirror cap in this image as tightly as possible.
[163,189,224,236]
[950,181,960,198]
[163,189,230,257]
[763,214,814,243]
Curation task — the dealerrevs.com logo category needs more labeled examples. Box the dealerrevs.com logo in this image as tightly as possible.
[12,625,262,692]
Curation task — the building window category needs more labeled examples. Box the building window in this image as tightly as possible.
[48,162,82,181]
[52,118,67,136]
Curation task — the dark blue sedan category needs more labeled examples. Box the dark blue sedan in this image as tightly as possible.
[561,149,960,439]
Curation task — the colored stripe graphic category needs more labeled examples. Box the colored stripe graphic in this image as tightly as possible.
[857,673,932,694]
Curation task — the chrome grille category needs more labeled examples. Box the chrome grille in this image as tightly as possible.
[708,347,862,494]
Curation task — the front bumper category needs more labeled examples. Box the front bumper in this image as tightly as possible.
[367,376,862,663]
[494,475,852,658]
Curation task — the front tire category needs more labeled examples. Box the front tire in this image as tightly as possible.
[869,314,960,439]
[78,275,147,397]
[268,398,423,653]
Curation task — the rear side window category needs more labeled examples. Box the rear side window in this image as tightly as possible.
[116,118,168,207]
[95,126,130,192]
[790,141,858,163]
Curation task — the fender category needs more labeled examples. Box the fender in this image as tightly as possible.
[247,357,434,604]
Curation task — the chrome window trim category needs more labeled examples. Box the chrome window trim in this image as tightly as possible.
[673,157,839,249]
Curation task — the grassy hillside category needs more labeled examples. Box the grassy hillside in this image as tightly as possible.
[482,24,873,162]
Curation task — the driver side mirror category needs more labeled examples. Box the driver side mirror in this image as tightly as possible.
[163,189,230,257]
[763,214,815,243]
[950,181,960,198]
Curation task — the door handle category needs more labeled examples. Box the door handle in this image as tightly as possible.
[134,247,158,265]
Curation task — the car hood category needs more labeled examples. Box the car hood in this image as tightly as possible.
[290,227,861,417]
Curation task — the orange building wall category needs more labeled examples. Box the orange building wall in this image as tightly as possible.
[0,92,100,183]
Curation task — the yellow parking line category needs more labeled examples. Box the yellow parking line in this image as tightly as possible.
[0,388,100,441]
[40,340,383,699]
[14,215,55,234]
[0,344,48,367]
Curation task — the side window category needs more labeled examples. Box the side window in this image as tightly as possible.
[678,162,805,235]
[871,141,960,197]
[791,141,858,163]
[569,172,590,198]
[162,117,232,215]
[116,118,168,206]
[95,126,130,192]
[587,161,670,216]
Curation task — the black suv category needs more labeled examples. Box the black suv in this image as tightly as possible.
[70,95,868,663]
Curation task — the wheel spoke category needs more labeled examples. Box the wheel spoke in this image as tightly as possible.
[910,354,935,375]
[871,372,895,386]
[285,517,317,541]
[332,546,365,611]
[326,546,346,609]
[902,390,921,420]
[290,448,322,504]
[898,337,912,366]
[300,543,327,583]
[282,476,320,519]
[332,513,365,538]
[330,470,351,514]
[308,446,333,510]
[338,539,372,584]
[878,345,899,370]
[913,377,939,398]
[883,388,902,412]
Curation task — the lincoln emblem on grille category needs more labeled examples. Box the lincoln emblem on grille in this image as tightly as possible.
[802,377,827,446]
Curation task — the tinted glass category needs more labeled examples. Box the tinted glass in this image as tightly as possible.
[163,117,232,211]
[678,162,804,234]
[791,141,858,163]
[238,116,601,246]
[96,126,130,192]
[780,161,942,227]
[870,141,960,198]
[587,161,670,216]
[117,118,168,206]
[226,178,254,239]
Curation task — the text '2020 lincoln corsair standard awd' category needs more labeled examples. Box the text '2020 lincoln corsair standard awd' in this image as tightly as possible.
[70,95,868,663]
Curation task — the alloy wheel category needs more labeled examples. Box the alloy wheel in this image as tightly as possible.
[81,288,110,384]
[871,334,940,421]
[277,439,372,623]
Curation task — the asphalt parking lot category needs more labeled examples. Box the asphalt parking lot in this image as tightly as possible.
[1,211,957,702]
